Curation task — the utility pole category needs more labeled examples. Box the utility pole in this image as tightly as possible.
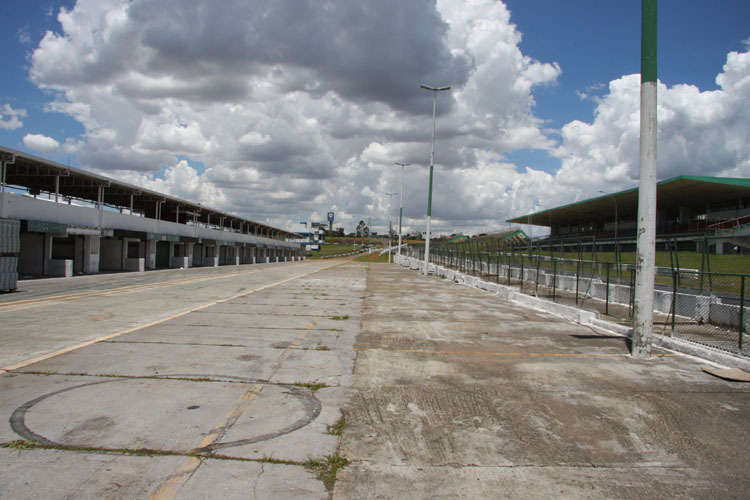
[420,84,451,276]
[395,162,410,264]
[385,192,398,263]
[632,0,658,358]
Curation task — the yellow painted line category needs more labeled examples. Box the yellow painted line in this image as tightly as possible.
[149,296,321,498]
[355,347,680,358]
[149,385,264,500]
[288,322,315,350]
[1,262,341,373]
[0,263,310,312]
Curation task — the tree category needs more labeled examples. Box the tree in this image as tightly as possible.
[355,220,369,238]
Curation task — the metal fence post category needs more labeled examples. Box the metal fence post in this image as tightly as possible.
[740,275,746,351]
[507,251,511,284]
[575,259,580,305]
[552,259,557,300]
[671,269,677,335]
[605,262,610,316]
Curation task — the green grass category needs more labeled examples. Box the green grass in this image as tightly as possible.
[303,453,350,491]
[354,252,394,263]
[4,440,36,451]
[290,382,328,392]
[306,244,364,259]
[331,315,349,320]
[326,416,347,436]
[526,250,750,274]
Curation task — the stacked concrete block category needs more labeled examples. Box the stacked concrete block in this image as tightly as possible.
[0,218,20,291]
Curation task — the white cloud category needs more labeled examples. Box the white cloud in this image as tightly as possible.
[23,133,61,153]
[23,0,749,234]
[550,48,750,204]
[0,104,26,130]
[18,26,31,45]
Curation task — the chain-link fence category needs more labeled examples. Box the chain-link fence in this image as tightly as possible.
[409,243,748,356]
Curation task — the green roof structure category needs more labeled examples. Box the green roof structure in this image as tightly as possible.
[507,175,750,239]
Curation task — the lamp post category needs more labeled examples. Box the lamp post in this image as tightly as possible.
[394,162,410,264]
[420,84,451,276]
[385,191,398,263]
[598,190,619,238]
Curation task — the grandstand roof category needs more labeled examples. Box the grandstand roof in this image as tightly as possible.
[508,176,750,227]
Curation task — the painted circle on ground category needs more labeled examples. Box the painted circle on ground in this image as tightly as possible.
[11,374,321,453]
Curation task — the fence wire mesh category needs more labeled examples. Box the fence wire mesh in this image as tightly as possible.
[413,243,748,357]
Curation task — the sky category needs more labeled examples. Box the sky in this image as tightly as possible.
[1,0,749,237]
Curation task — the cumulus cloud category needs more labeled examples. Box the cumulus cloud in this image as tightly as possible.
[24,0,748,234]
[551,48,750,203]
[23,133,61,153]
[26,0,562,232]
[0,104,26,130]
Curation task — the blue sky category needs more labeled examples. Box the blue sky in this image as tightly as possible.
[1,1,748,234]
[504,0,750,173]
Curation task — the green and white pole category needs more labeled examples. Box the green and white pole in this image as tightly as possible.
[395,162,410,264]
[420,84,450,276]
[632,0,658,357]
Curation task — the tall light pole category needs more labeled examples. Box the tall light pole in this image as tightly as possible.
[385,191,398,263]
[420,84,451,276]
[599,190,619,238]
[395,162,410,264]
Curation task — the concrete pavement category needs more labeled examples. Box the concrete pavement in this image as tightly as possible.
[335,264,750,499]
[1,261,749,499]
[1,260,363,499]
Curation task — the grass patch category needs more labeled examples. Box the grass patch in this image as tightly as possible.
[331,315,349,321]
[315,345,330,351]
[3,439,349,491]
[290,382,328,392]
[326,416,347,436]
[530,249,750,275]
[353,252,392,263]
[303,453,350,491]
[4,440,37,451]
[306,244,364,259]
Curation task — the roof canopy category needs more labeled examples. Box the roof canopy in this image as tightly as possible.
[508,176,750,227]
[0,146,301,239]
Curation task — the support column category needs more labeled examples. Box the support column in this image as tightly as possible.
[146,240,157,270]
[632,0,658,358]
[186,242,194,267]
[83,235,100,274]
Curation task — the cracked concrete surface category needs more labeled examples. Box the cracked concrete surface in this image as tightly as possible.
[1,260,363,499]
[334,264,750,499]
[2,261,749,499]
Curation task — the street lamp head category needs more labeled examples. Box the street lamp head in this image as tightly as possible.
[420,84,451,91]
